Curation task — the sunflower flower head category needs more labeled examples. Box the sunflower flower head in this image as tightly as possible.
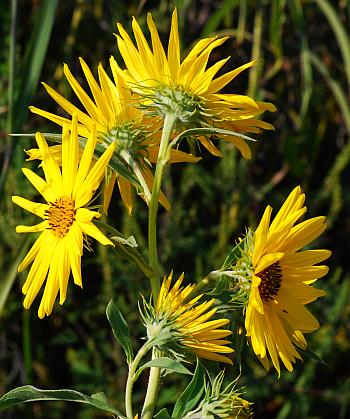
[184,371,253,419]
[142,272,234,364]
[115,9,276,158]
[29,58,200,214]
[12,118,115,318]
[239,186,331,375]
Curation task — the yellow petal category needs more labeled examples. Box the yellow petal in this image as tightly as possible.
[77,221,113,246]
[12,196,48,219]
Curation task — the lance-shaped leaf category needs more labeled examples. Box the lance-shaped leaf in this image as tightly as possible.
[154,408,172,418]
[106,300,134,363]
[170,127,256,148]
[172,359,205,419]
[0,386,124,417]
[139,357,192,376]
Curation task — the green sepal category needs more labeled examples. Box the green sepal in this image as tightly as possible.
[0,386,124,417]
[139,357,192,376]
[106,299,134,364]
[154,408,172,418]
[221,230,252,270]
[172,359,205,419]
[300,346,327,365]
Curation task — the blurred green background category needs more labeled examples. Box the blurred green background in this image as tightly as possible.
[1,0,349,418]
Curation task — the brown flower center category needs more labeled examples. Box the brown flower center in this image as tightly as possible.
[257,261,282,302]
[47,197,76,238]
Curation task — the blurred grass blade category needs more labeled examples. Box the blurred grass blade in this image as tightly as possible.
[310,52,350,134]
[200,0,239,37]
[237,0,247,43]
[316,0,350,90]
[269,0,286,59]
[14,0,58,130]
[0,0,17,195]
[0,236,31,316]
[289,0,313,121]
[248,5,263,97]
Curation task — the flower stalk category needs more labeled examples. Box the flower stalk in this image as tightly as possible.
[140,348,162,419]
[125,341,153,419]
[148,112,177,301]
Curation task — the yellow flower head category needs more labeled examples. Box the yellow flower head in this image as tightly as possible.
[245,186,331,374]
[115,9,276,158]
[29,58,199,214]
[12,118,114,318]
[152,272,233,364]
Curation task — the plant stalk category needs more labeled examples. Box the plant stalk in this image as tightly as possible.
[141,348,161,419]
[148,113,177,301]
[125,341,152,419]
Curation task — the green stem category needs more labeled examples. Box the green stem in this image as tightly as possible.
[141,348,162,419]
[125,341,153,419]
[120,150,152,204]
[148,113,177,301]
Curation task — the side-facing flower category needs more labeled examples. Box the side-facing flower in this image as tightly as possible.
[114,9,276,159]
[29,58,200,214]
[184,371,253,418]
[145,272,234,364]
[12,119,115,318]
[245,186,330,374]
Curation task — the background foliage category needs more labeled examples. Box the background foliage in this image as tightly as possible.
[0,0,349,418]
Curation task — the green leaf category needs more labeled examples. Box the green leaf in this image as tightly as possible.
[140,357,192,375]
[172,359,205,419]
[106,300,134,363]
[0,386,124,417]
[154,408,172,419]
[170,127,256,148]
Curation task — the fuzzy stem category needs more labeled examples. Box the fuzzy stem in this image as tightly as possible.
[141,348,162,419]
[125,341,152,419]
[148,113,177,301]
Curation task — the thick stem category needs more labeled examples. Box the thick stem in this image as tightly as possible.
[148,113,177,301]
[141,348,162,419]
[125,342,152,419]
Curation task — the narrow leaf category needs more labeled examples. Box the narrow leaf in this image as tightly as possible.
[171,127,256,148]
[154,408,172,419]
[140,357,192,375]
[172,359,205,419]
[106,300,134,363]
[0,386,123,417]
